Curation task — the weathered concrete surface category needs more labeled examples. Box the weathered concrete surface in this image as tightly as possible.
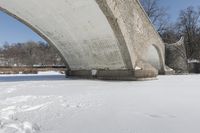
[165,37,188,74]
[0,0,167,80]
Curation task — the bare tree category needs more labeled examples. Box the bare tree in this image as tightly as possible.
[140,0,169,33]
[0,41,64,67]
[161,24,180,44]
[176,6,200,59]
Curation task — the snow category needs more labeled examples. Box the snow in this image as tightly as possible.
[0,73,200,133]
[135,66,142,70]
[188,59,200,63]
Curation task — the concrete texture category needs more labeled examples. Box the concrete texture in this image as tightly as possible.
[165,37,188,74]
[0,0,167,80]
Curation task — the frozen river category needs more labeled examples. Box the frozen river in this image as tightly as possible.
[0,72,200,133]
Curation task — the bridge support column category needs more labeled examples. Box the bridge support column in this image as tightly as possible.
[65,63,158,81]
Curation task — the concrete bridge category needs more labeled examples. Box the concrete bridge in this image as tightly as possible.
[0,0,169,80]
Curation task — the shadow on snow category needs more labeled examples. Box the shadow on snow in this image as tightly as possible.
[0,75,68,82]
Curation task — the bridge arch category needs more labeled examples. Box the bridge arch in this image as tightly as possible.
[0,0,132,70]
[150,44,165,73]
[0,0,167,80]
[0,7,71,70]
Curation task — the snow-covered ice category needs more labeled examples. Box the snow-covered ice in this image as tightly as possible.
[0,72,200,133]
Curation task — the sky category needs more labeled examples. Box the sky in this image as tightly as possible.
[159,0,200,22]
[0,0,200,45]
[0,12,44,45]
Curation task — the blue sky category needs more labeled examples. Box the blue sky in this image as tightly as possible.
[0,0,200,45]
[0,12,44,45]
[159,0,200,21]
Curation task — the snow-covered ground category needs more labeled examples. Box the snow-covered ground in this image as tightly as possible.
[0,72,200,133]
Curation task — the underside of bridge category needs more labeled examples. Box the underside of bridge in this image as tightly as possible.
[0,0,169,80]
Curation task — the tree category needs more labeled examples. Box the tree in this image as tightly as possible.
[140,0,169,34]
[0,41,65,67]
[161,24,180,44]
[176,6,200,59]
